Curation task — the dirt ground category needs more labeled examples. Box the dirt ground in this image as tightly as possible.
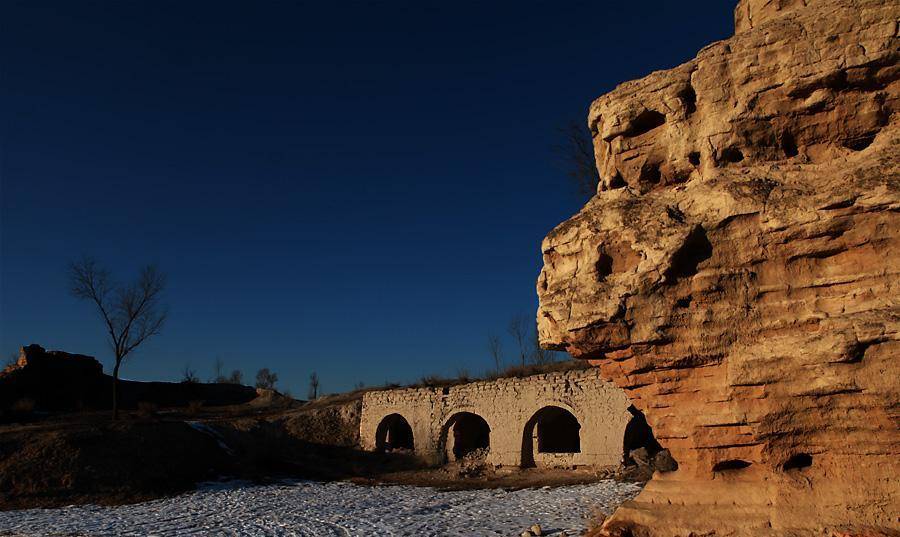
[0,396,640,512]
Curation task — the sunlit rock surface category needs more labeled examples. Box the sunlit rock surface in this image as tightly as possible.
[537,0,899,534]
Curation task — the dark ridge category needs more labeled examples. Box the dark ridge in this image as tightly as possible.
[712,459,752,471]
[782,453,813,471]
[719,146,744,163]
[688,151,701,166]
[819,198,856,210]
[781,132,799,157]
[624,110,666,138]
[664,226,713,281]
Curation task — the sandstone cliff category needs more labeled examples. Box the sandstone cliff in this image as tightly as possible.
[537,0,899,535]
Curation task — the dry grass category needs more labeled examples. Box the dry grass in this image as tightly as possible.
[11,398,35,413]
[186,400,204,415]
[136,401,158,419]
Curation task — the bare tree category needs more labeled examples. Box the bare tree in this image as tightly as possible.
[181,364,199,383]
[507,314,529,368]
[487,335,503,372]
[227,369,243,385]
[308,371,320,400]
[211,357,226,383]
[529,327,553,366]
[554,120,601,201]
[255,368,278,390]
[69,257,167,419]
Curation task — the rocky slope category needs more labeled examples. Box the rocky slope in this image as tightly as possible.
[537,0,899,535]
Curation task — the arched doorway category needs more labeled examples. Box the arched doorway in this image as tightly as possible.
[521,406,581,468]
[375,413,414,452]
[442,412,490,462]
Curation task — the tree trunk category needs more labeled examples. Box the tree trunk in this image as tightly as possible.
[112,360,121,420]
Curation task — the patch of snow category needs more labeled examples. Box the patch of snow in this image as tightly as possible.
[0,480,642,536]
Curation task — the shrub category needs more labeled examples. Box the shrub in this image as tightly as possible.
[187,399,204,415]
[11,398,35,413]
[136,401,158,419]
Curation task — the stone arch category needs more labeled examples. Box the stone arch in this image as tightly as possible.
[521,405,582,468]
[375,413,414,452]
[439,411,490,462]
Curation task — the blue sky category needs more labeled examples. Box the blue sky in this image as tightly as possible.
[0,1,733,395]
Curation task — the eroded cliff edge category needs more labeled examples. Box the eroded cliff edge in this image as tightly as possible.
[536,0,899,535]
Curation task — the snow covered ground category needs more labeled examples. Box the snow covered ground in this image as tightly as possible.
[0,479,642,536]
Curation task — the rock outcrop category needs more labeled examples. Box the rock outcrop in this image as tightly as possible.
[537,0,899,535]
[0,344,258,416]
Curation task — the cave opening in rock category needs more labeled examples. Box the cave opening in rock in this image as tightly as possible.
[596,252,614,281]
[375,413,414,452]
[624,110,667,137]
[623,405,663,464]
[712,459,752,471]
[781,132,799,157]
[783,453,813,470]
[678,84,697,115]
[521,406,582,467]
[608,172,627,189]
[664,226,713,281]
[444,412,490,461]
[719,146,744,163]
[844,134,875,151]
[639,162,662,185]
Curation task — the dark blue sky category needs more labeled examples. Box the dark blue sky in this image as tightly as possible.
[0,1,733,395]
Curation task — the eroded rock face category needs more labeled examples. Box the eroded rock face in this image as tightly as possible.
[537,0,899,535]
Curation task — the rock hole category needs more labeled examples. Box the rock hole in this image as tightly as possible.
[624,110,666,138]
[781,132,798,158]
[666,206,685,223]
[596,252,614,281]
[712,459,752,471]
[670,169,691,184]
[688,152,701,166]
[675,296,692,308]
[782,453,813,471]
[664,226,713,281]
[608,172,627,189]
[844,134,875,151]
[623,406,663,463]
[639,163,661,184]
[441,386,450,395]
[678,84,697,115]
[719,146,744,163]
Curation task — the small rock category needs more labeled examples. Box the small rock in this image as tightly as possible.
[529,524,542,536]
[519,532,533,537]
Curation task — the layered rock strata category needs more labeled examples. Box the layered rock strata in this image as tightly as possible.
[537,0,899,534]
